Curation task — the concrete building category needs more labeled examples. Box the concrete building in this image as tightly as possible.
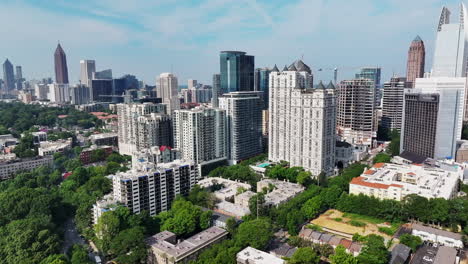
[401,77,465,159]
[412,223,463,248]
[219,91,263,165]
[156,73,179,114]
[79,145,113,164]
[38,139,73,156]
[219,51,255,93]
[70,84,90,105]
[111,160,199,216]
[47,83,70,103]
[80,59,96,87]
[147,227,228,264]
[92,194,116,225]
[32,131,48,144]
[0,156,54,180]
[89,132,118,146]
[356,67,381,105]
[131,146,180,168]
[406,36,426,88]
[337,79,376,147]
[54,44,69,84]
[349,162,462,201]
[382,77,407,131]
[35,83,49,100]
[173,107,227,164]
[257,179,305,207]
[116,103,169,155]
[212,73,221,107]
[269,62,336,175]
[237,247,285,264]
[136,113,173,150]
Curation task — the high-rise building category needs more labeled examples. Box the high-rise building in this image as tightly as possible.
[136,113,173,150]
[188,79,197,89]
[15,66,23,90]
[54,43,69,84]
[219,91,262,165]
[406,36,425,88]
[337,79,376,147]
[35,84,49,100]
[91,79,113,102]
[220,51,255,94]
[269,62,336,176]
[254,67,273,109]
[173,107,227,164]
[93,69,112,80]
[356,67,381,105]
[47,83,70,103]
[156,73,179,114]
[2,59,15,94]
[401,77,465,159]
[212,73,221,107]
[70,84,90,105]
[431,5,468,78]
[80,60,96,87]
[117,103,169,155]
[382,77,408,131]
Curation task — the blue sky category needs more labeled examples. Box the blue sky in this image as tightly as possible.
[0,0,462,85]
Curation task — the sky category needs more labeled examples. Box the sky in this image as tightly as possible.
[0,0,463,85]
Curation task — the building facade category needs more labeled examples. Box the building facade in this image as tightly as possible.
[70,84,90,105]
[80,59,96,87]
[382,77,407,131]
[254,67,273,109]
[156,73,179,114]
[47,83,70,103]
[220,51,255,94]
[173,107,227,163]
[337,79,376,147]
[212,73,221,107]
[0,156,54,180]
[54,44,69,84]
[269,63,336,176]
[406,36,425,88]
[2,59,15,94]
[91,79,113,102]
[219,91,263,165]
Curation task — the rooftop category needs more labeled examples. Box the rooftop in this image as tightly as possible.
[237,247,285,264]
[258,179,305,206]
[412,223,462,240]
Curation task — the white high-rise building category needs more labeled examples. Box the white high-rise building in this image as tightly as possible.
[34,83,49,100]
[431,5,468,78]
[269,61,336,176]
[156,73,179,114]
[173,107,227,164]
[219,91,263,165]
[80,60,96,87]
[117,103,170,155]
[188,79,197,89]
[47,83,70,103]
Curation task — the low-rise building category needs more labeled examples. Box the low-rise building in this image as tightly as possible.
[433,246,457,264]
[412,223,463,248]
[349,162,462,201]
[299,227,362,257]
[89,132,118,146]
[38,139,72,156]
[0,156,54,180]
[390,244,411,264]
[237,247,285,264]
[80,145,113,164]
[31,131,48,144]
[336,141,354,168]
[92,194,118,225]
[131,146,181,168]
[257,179,305,207]
[147,227,228,264]
[0,134,18,150]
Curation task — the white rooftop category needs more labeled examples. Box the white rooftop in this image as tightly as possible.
[258,179,305,206]
[237,247,285,264]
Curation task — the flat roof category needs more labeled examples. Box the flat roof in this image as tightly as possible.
[236,247,284,264]
[412,223,462,240]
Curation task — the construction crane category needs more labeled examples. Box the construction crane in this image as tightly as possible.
[316,66,364,84]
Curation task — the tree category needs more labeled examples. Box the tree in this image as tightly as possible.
[109,227,147,264]
[373,153,391,164]
[248,193,267,218]
[90,148,106,163]
[287,247,320,264]
[399,234,422,251]
[40,254,68,264]
[357,235,389,264]
[235,218,273,250]
[70,245,92,264]
[388,130,400,156]
[225,217,238,234]
[330,245,358,264]
[200,211,212,230]
[302,196,323,219]
[297,171,313,186]
[286,209,304,236]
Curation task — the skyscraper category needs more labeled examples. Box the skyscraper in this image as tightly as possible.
[70,84,90,105]
[156,73,179,114]
[219,91,263,165]
[47,83,70,103]
[431,5,468,78]
[90,79,113,102]
[15,66,23,90]
[254,67,273,109]
[406,36,425,88]
[80,60,96,87]
[173,107,227,164]
[188,79,198,89]
[212,73,221,107]
[269,62,336,176]
[54,43,69,84]
[2,59,15,94]
[401,77,465,159]
[382,77,407,131]
[220,51,254,94]
[355,67,381,105]
[337,79,376,147]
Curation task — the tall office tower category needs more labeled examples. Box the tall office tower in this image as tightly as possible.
[406,36,425,88]
[35,84,49,100]
[93,69,112,80]
[220,51,255,94]
[337,79,376,147]
[117,103,168,155]
[431,5,468,78]
[70,84,90,105]
[356,67,381,105]
[15,66,23,90]
[254,67,273,109]
[80,60,96,87]
[91,79,113,102]
[136,113,173,150]
[401,77,465,159]
[156,73,179,114]
[188,79,197,89]
[173,107,227,164]
[382,77,408,131]
[269,63,336,176]
[111,160,199,216]
[2,59,15,94]
[54,43,69,84]
[219,91,262,165]
[212,73,221,107]
[47,83,70,103]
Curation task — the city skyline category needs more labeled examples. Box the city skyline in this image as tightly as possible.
[0,0,463,84]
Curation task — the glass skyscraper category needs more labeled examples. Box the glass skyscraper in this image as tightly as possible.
[254,67,272,109]
[355,67,381,88]
[220,51,254,94]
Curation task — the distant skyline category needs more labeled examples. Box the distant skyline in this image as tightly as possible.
[0,0,463,84]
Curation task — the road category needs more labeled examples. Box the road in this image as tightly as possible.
[62,218,103,263]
